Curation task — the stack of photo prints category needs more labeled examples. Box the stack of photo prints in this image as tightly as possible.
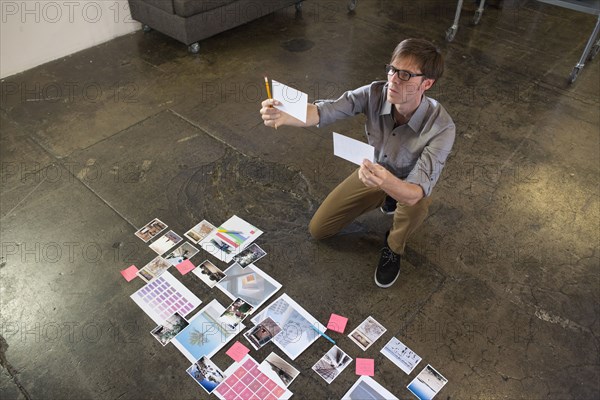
[127,215,448,399]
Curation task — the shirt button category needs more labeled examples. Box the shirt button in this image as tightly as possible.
[367,132,370,135]
[384,155,387,158]
[392,133,396,136]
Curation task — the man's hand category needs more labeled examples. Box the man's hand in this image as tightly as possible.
[260,100,320,128]
[260,99,285,129]
[359,159,392,188]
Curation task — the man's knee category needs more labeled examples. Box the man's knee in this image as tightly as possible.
[308,220,332,240]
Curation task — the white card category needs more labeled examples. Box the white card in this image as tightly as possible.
[333,132,375,166]
[342,376,399,400]
[272,80,308,123]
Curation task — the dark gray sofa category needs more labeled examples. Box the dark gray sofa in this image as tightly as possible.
[128,0,303,53]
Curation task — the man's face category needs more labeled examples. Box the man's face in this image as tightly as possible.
[386,56,434,106]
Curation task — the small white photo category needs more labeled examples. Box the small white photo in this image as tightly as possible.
[272,80,308,123]
[333,132,375,166]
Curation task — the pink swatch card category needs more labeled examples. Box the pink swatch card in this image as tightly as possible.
[120,265,139,282]
[356,358,375,376]
[327,313,348,334]
[175,260,195,275]
[226,341,250,362]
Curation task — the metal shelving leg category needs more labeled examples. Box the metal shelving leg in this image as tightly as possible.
[446,0,465,42]
[473,0,487,25]
[569,14,600,83]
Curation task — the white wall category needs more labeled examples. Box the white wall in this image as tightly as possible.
[1,0,140,78]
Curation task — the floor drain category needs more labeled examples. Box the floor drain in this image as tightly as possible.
[281,38,314,52]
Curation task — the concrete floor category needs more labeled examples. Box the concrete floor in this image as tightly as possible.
[1,1,599,399]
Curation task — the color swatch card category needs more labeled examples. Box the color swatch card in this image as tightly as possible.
[200,215,263,263]
[215,355,292,400]
[272,79,308,123]
[131,271,202,324]
[172,299,245,363]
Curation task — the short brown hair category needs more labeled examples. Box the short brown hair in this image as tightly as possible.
[391,38,444,80]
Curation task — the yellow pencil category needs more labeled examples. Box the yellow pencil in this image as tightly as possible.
[264,76,276,128]
[264,76,272,100]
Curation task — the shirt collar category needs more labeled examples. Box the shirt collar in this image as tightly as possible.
[381,83,430,133]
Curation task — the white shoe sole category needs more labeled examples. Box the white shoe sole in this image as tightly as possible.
[374,269,400,288]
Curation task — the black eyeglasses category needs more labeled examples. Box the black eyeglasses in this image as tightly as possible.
[385,64,425,81]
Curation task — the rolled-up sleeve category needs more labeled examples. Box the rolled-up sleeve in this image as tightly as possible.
[405,120,455,197]
[315,85,371,127]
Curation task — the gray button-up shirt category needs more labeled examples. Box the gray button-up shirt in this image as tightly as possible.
[316,81,455,197]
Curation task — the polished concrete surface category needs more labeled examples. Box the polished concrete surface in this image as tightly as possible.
[1,1,599,399]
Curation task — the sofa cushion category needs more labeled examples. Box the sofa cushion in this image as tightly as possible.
[173,0,236,18]
[144,0,175,14]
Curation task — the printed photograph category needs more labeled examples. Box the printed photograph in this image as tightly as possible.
[192,260,226,288]
[250,294,324,360]
[216,262,282,309]
[349,316,387,351]
[164,242,199,266]
[232,243,267,267]
[209,237,234,255]
[342,376,399,400]
[259,352,300,388]
[312,345,353,384]
[186,356,225,394]
[149,230,183,255]
[135,218,168,242]
[380,336,422,375]
[150,312,188,346]
[407,364,448,400]
[172,300,244,362]
[185,220,216,243]
[243,317,282,350]
[137,256,171,282]
[219,298,254,330]
[199,215,263,263]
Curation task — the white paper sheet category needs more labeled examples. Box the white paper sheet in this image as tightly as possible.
[272,80,308,123]
[251,293,326,360]
[333,132,375,165]
[342,376,399,400]
[172,299,245,362]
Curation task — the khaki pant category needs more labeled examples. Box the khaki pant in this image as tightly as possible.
[308,169,432,254]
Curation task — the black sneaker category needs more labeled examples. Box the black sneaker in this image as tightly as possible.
[374,237,401,288]
[380,195,397,215]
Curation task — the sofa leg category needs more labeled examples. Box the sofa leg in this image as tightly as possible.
[188,42,200,54]
[142,24,152,33]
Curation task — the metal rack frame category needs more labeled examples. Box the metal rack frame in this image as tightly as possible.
[445,0,600,83]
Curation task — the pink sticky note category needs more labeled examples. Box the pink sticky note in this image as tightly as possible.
[226,341,250,362]
[356,358,375,376]
[175,260,195,275]
[120,265,138,282]
[327,313,348,334]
